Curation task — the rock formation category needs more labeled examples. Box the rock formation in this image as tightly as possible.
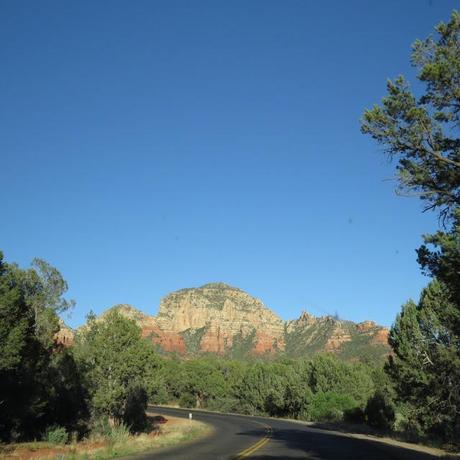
[54,319,75,346]
[61,282,390,361]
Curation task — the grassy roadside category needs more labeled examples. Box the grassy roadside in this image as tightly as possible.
[0,416,211,460]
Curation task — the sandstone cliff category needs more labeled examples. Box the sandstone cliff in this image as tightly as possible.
[54,319,74,346]
[156,283,285,355]
[64,282,390,361]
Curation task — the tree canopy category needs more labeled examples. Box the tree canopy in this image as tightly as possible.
[0,252,84,441]
[362,11,460,444]
[73,311,162,431]
[362,11,460,222]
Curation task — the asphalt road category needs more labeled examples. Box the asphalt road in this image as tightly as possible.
[131,406,454,460]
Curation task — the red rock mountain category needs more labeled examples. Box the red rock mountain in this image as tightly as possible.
[63,282,390,361]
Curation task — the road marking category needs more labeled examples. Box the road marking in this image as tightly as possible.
[234,422,273,459]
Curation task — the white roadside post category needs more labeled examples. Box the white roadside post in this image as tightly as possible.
[189,412,193,429]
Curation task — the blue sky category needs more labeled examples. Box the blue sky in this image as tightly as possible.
[1,0,457,328]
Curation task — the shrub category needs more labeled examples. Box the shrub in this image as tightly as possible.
[205,397,239,413]
[344,407,365,424]
[365,391,395,430]
[124,386,148,433]
[107,423,131,444]
[308,392,357,423]
[45,426,69,444]
[178,392,196,408]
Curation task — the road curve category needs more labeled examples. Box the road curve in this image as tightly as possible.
[130,406,453,460]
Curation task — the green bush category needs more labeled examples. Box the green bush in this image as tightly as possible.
[205,397,239,413]
[308,392,357,423]
[178,392,196,408]
[107,423,131,443]
[365,391,395,430]
[124,385,148,433]
[344,407,365,424]
[45,426,69,444]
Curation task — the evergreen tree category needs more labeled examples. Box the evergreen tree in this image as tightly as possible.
[74,311,161,430]
[361,11,460,222]
[0,252,84,441]
[362,11,460,443]
[386,281,460,440]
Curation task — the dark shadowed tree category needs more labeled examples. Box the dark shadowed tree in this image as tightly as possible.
[0,252,85,441]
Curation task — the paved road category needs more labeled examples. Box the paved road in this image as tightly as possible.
[131,406,453,460]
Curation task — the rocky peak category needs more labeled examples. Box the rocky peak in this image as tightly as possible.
[65,282,390,360]
[157,283,284,333]
[54,320,74,346]
[200,282,242,291]
[356,320,377,332]
[298,310,317,324]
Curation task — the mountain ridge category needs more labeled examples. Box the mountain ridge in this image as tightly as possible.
[59,283,390,361]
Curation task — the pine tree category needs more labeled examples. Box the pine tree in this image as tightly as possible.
[74,311,161,430]
[362,11,460,443]
[0,252,84,441]
[386,281,460,440]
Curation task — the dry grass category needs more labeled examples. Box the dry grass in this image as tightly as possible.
[0,416,211,460]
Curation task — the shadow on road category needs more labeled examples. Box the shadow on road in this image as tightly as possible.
[235,427,457,460]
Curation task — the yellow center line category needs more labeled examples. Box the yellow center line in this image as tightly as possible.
[234,422,273,459]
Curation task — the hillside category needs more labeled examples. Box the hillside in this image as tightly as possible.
[63,283,390,361]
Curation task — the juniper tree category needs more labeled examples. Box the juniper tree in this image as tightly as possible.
[74,311,162,431]
[362,11,460,442]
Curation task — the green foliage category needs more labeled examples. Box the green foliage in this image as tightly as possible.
[307,354,374,406]
[158,357,186,401]
[418,211,460,306]
[181,326,208,355]
[178,392,196,408]
[308,392,357,423]
[106,423,131,444]
[74,311,161,431]
[160,354,383,426]
[361,10,460,222]
[0,252,86,442]
[386,280,460,440]
[180,359,227,408]
[90,417,131,443]
[45,426,69,444]
[227,328,257,359]
[22,258,75,348]
[0,254,35,373]
[362,10,460,445]
[233,362,286,415]
[365,391,395,430]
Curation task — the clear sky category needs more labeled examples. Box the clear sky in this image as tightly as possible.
[1,0,457,328]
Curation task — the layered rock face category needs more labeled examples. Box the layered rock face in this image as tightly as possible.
[54,320,75,346]
[155,283,285,355]
[62,283,390,361]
